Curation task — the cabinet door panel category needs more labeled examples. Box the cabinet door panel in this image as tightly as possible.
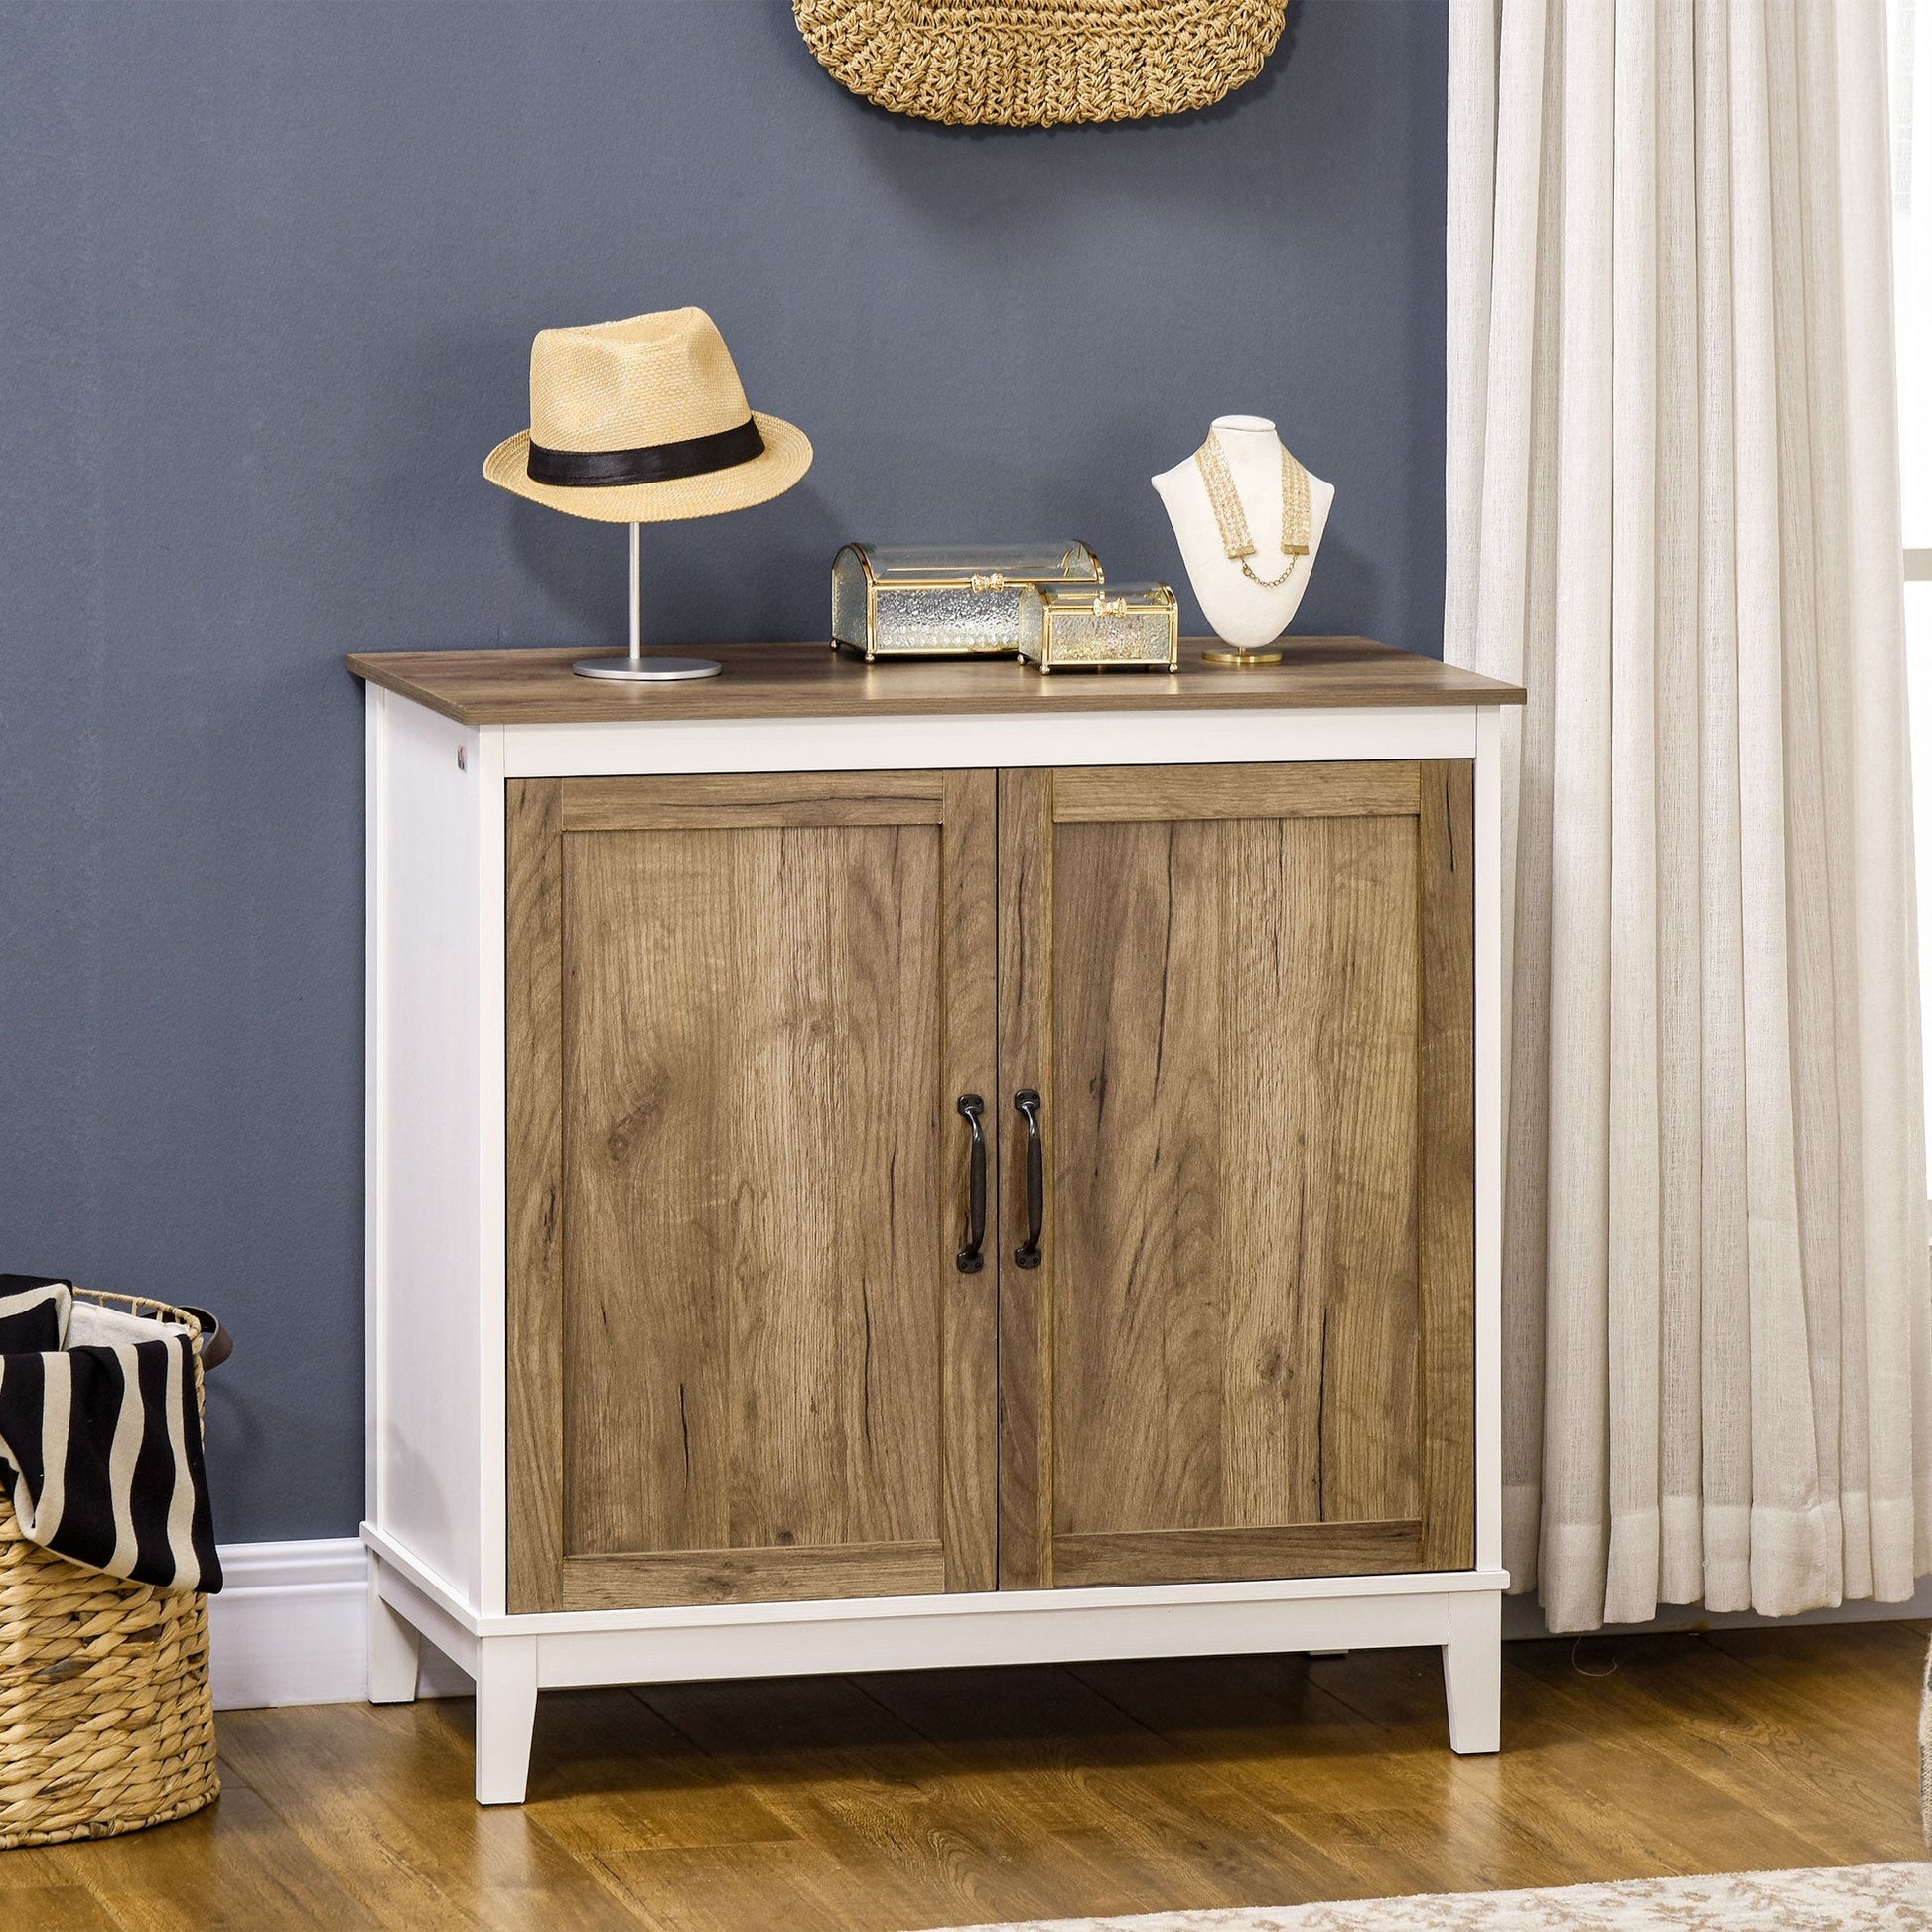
[508,771,997,1612]
[998,761,1474,1588]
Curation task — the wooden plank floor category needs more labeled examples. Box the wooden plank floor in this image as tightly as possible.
[25,1623,1930,1931]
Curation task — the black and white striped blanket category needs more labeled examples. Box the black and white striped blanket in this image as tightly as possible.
[0,1276,221,1593]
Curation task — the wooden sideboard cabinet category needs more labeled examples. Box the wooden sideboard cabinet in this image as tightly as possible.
[351,640,1523,1804]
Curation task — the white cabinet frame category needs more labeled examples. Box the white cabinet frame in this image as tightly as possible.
[362,691,1509,1803]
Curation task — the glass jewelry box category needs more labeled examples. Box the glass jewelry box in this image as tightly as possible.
[832,543,1103,658]
[1018,582,1180,673]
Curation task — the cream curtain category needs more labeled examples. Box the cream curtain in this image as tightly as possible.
[1446,0,1932,1631]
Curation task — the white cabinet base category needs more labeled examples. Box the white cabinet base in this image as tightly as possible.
[366,1532,1505,1805]
[473,1637,541,1806]
[1442,1588,1504,1754]
[365,1571,421,1706]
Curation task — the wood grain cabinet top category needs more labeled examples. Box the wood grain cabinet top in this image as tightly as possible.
[347,639,1526,726]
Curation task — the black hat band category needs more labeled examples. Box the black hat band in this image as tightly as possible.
[526,416,765,488]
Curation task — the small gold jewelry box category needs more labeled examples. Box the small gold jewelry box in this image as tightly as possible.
[832,543,1103,659]
[1018,582,1180,673]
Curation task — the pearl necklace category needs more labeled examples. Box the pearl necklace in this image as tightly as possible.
[1194,431,1311,589]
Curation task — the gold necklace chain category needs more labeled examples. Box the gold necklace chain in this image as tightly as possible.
[1194,431,1311,589]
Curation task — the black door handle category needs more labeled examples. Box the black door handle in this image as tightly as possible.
[1014,1088,1043,1269]
[955,1094,987,1274]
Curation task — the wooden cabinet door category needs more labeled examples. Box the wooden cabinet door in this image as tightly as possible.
[506,771,998,1612]
[997,762,1475,1589]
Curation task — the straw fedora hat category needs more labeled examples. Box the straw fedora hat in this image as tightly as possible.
[483,307,812,524]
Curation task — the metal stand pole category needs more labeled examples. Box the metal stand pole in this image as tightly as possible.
[628,517,642,663]
[571,523,723,682]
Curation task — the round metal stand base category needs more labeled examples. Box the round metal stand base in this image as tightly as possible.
[572,655,723,682]
[1202,645,1286,667]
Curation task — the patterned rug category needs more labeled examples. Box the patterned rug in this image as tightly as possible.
[933,1863,1932,1930]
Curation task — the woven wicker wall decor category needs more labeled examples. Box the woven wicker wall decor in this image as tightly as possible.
[793,2,1289,128]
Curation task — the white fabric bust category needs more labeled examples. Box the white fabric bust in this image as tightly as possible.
[1152,414,1334,649]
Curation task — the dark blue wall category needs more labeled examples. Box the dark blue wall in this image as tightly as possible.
[0,0,1448,1541]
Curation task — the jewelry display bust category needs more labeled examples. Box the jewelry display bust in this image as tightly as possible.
[1153,415,1334,654]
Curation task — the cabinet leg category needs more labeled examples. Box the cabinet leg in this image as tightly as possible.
[366,1570,421,1705]
[1442,1590,1502,1754]
[473,1636,540,1805]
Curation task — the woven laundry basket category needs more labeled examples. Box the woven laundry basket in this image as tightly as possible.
[794,0,1289,127]
[0,1291,218,1848]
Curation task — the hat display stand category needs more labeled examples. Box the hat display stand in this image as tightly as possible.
[573,523,722,683]
[485,310,811,681]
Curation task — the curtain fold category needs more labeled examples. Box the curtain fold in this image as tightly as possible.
[1447,0,1931,1631]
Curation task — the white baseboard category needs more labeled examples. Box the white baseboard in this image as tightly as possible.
[208,1538,1932,1712]
[210,1539,468,1710]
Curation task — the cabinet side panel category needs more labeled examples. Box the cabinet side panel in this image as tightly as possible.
[1419,760,1478,1570]
[558,821,947,1561]
[371,698,484,1607]
[1285,815,1424,1525]
[940,769,1000,1592]
[997,768,1056,1589]
[1050,817,1229,1535]
[364,689,382,1529]
[1049,814,1423,1540]
[505,780,565,1613]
